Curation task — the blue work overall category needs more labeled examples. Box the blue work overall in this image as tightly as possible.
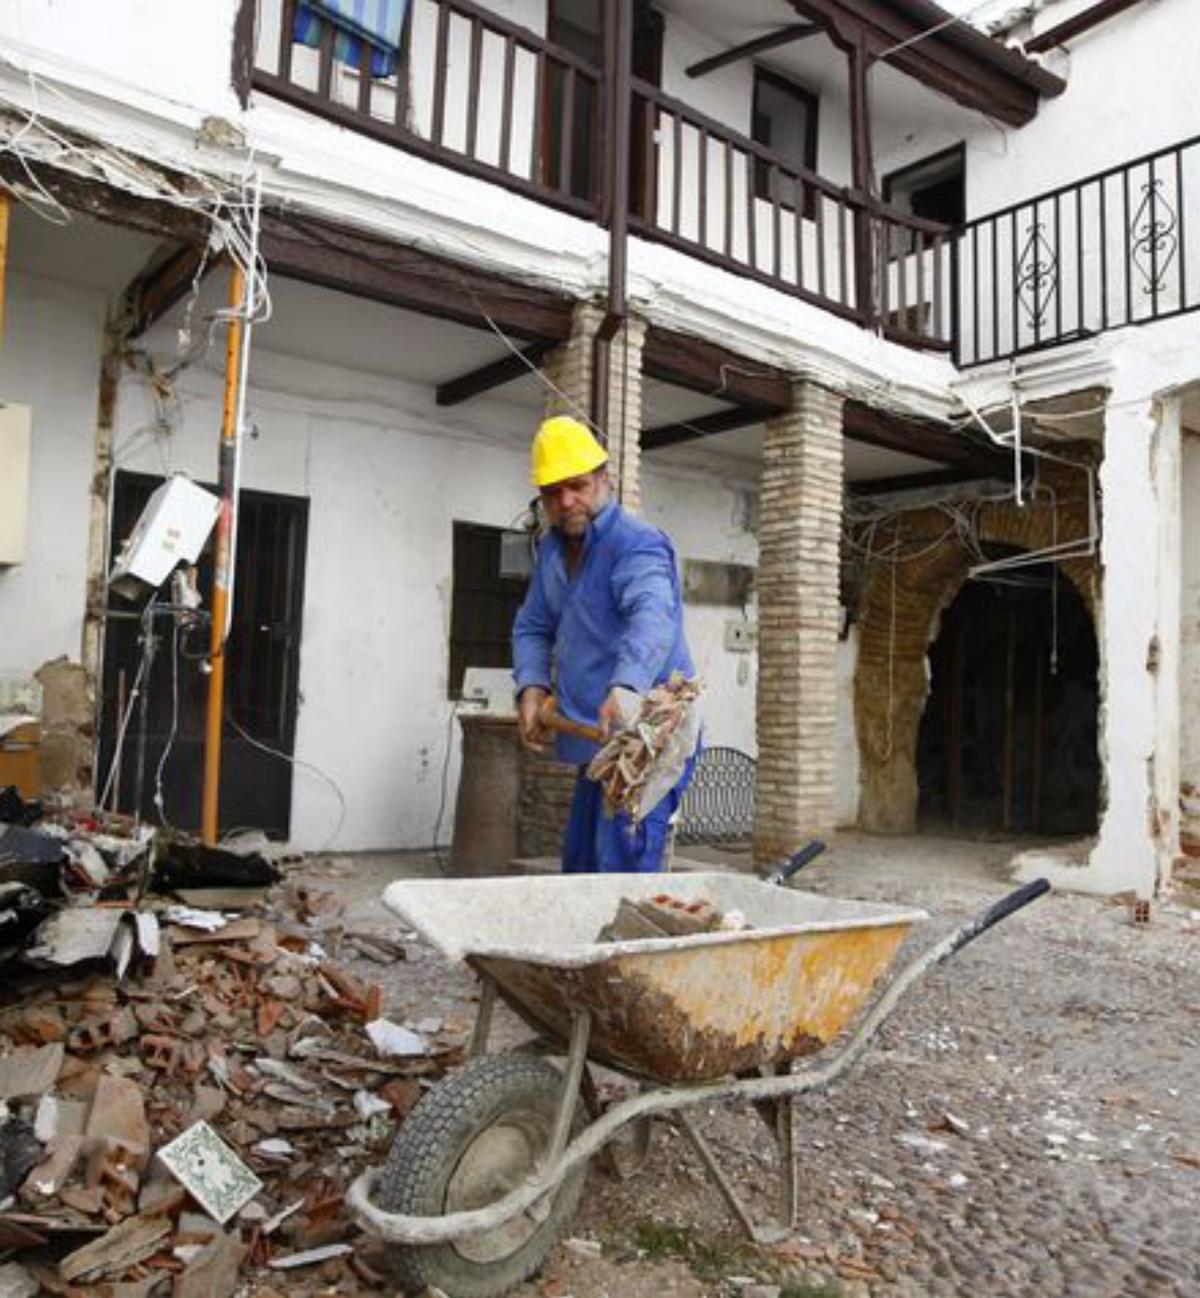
[513,502,696,873]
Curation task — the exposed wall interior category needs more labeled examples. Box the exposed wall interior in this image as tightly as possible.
[850,460,1099,836]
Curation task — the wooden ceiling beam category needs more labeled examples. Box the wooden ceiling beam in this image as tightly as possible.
[642,404,771,451]
[642,327,792,413]
[125,243,213,339]
[843,400,1006,471]
[259,211,576,342]
[685,24,821,78]
[788,0,1063,126]
[435,340,554,406]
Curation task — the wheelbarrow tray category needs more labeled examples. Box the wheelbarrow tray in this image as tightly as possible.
[384,873,926,1084]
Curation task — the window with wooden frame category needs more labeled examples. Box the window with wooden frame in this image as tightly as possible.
[448,522,533,699]
[752,68,819,217]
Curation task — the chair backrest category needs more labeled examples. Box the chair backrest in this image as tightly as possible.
[676,746,757,845]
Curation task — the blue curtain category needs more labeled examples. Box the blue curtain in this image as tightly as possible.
[294,0,409,80]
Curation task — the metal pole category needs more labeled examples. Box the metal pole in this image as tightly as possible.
[201,262,245,844]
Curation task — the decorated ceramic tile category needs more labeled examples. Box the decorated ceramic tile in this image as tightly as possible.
[157,1121,262,1224]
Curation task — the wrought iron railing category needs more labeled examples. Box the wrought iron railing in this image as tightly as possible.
[252,0,604,219]
[676,746,757,846]
[954,135,1200,366]
[628,80,954,348]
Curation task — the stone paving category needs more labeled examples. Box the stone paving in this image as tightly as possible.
[306,835,1200,1298]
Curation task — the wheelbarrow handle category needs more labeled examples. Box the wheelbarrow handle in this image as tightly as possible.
[942,877,1051,959]
[766,840,827,887]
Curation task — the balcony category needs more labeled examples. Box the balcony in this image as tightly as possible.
[251,0,953,349]
[954,135,1200,366]
[250,3,1196,367]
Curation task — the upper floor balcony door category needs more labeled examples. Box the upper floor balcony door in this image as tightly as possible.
[542,0,662,206]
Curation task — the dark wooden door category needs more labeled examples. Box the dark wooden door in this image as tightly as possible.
[98,471,309,839]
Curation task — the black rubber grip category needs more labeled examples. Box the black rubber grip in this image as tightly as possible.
[948,878,1051,958]
[768,839,827,886]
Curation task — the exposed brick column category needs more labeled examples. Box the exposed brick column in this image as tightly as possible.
[752,381,845,866]
[542,303,646,512]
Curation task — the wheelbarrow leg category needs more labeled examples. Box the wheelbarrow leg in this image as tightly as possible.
[549,1009,592,1163]
[469,974,498,1057]
[774,1065,798,1233]
[677,1111,759,1240]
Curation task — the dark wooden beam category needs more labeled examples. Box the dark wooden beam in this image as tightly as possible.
[789,0,1064,126]
[686,24,820,78]
[642,405,770,451]
[126,244,213,339]
[258,210,576,342]
[642,327,792,412]
[849,467,986,496]
[0,155,210,243]
[436,340,553,406]
[843,400,1005,471]
[231,0,256,109]
[1025,0,1145,53]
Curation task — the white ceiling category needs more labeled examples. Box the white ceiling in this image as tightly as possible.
[657,0,985,137]
[9,204,164,292]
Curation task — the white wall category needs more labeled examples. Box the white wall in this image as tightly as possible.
[1179,429,1200,853]
[0,252,877,851]
[0,0,244,122]
[642,465,757,756]
[0,271,107,677]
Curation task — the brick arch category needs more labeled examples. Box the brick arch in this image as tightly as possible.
[854,490,1099,833]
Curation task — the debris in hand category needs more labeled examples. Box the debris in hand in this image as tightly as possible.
[585,675,702,820]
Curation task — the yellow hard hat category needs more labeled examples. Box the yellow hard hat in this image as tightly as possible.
[531,416,608,488]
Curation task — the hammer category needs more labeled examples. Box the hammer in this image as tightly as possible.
[536,695,606,745]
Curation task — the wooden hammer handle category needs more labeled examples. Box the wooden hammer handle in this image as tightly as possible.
[538,696,606,744]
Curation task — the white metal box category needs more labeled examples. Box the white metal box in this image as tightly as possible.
[0,403,32,565]
[109,474,221,598]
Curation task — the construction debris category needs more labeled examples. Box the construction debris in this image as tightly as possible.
[598,892,751,942]
[0,806,450,1295]
[585,675,702,820]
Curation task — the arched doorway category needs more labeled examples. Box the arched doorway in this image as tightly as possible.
[917,563,1099,835]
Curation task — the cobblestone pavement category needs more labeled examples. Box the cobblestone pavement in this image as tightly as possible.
[306,835,1200,1298]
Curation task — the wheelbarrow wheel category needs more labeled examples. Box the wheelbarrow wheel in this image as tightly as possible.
[376,1053,587,1298]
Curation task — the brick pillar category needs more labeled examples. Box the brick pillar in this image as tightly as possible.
[542,303,646,512]
[752,381,845,866]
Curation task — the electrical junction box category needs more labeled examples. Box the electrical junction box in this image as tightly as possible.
[724,621,757,653]
[109,474,221,599]
[0,403,32,566]
[461,667,517,715]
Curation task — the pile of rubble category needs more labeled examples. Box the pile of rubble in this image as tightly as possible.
[0,788,458,1296]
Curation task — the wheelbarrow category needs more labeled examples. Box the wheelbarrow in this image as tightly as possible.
[348,856,1050,1298]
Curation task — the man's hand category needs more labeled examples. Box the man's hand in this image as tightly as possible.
[518,687,549,753]
[598,686,642,738]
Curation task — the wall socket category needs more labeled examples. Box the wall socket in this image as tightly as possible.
[724,621,757,653]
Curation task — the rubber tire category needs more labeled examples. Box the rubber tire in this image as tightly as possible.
[376,1054,587,1298]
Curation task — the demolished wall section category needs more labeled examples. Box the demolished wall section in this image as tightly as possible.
[852,463,1099,834]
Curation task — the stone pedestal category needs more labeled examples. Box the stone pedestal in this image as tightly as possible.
[447,714,522,877]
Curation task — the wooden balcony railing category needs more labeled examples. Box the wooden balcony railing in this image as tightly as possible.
[252,0,604,219]
[253,6,1200,367]
[627,80,954,348]
[252,2,954,350]
[955,134,1200,366]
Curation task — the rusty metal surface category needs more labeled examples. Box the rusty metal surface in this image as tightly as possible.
[384,873,923,1085]
[473,923,909,1083]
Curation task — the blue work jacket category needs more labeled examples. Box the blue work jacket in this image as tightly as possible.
[512,503,694,764]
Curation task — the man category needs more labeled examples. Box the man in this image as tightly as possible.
[512,415,696,873]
